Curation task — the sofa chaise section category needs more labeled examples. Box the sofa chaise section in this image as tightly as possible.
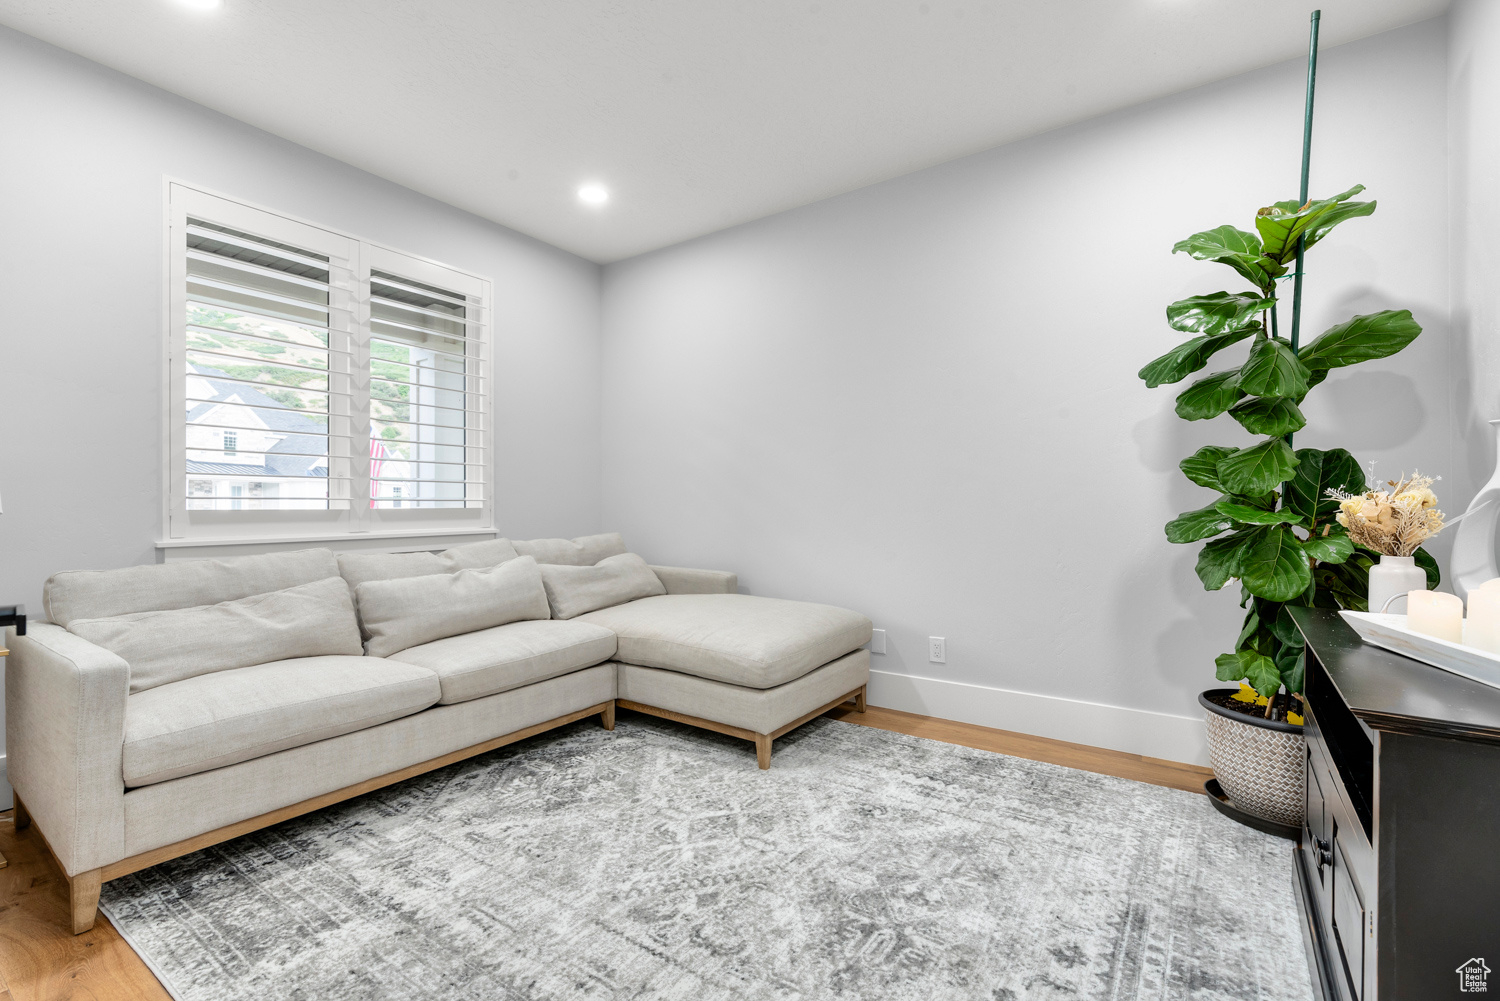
[579,591,873,769]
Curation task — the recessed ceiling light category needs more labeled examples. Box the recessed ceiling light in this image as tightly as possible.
[177,0,221,10]
[577,184,609,206]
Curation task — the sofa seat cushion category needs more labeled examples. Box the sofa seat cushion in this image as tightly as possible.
[387,619,617,705]
[578,594,872,689]
[123,656,440,788]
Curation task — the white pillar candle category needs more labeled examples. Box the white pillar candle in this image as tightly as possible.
[1407,589,1464,643]
[1482,578,1500,593]
[1468,585,1500,654]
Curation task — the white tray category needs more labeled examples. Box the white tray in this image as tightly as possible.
[1340,611,1500,692]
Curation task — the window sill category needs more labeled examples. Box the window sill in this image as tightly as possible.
[155,528,498,561]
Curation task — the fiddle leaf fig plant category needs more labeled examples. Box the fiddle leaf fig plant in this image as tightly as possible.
[1142,185,1430,709]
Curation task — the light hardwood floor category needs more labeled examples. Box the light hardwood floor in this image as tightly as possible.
[824,704,1214,794]
[0,704,1210,1001]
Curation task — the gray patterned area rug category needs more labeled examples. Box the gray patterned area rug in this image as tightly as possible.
[101,714,1312,1001]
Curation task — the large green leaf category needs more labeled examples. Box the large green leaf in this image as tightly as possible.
[1165,502,1234,544]
[1180,445,1237,491]
[1167,292,1276,335]
[1175,370,1244,420]
[1298,310,1422,373]
[1196,528,1258,591]
[1228,396,1306,436]
[1216,438,1298,496]
[1268,602,1306,647]
[1285,447,1367,524]
[1239,524,1313,602]
[1237,336,1311,398]
[1236,606,1264,652]
[1318,549,1376,611]
[1302,531,1355,565]
[1140,324,1259,388]
[1254,185,1367,263]
[1172,226,1278,286]
[1277,646,1307,696]
[1414,546,1441,588]
[1239,611,1280,657]
[1214,499,1304,526]
[1215,651,1247,683]
[1230,490,1280,511]
[1303,199,1377,252]
[1215,649,1282,696]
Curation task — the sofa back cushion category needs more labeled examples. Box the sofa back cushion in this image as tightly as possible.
[443,538,522,569]
[44,547,340,627]
[337,539,524,639]
[514,533,627,566]
[336,539,522,592]
[539,553,666,620]
[356,556,551,657]
[336,550,450,593]
[67,576,364,694]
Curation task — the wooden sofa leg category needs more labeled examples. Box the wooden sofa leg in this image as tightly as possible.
[12,794,30,831]
[601,701,616,731]
[855,686,867,713]
[70,869,102,935]
[755,733,772,770]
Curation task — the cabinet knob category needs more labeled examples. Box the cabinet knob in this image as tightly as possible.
[1313,836,1333,870]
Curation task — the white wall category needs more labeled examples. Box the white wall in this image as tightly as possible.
[0,27,604,806]
[1450,0,1500,505]
[600,18,1453,764]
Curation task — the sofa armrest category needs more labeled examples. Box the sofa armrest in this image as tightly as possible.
[649,566,739,595]
[5,623,128,875]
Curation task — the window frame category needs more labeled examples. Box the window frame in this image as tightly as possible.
[161,181,495,549]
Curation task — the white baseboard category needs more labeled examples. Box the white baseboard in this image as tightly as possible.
[865,670,1209,767]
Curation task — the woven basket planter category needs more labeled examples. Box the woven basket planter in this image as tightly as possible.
[1199,689,1305,828]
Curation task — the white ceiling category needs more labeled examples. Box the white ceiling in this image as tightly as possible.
[1,0,1447,263]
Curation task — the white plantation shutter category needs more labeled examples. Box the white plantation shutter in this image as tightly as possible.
[181,219,354,511]
[167,184,492,542]
[363,248,487,513]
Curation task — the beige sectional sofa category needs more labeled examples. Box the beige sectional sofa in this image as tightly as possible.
[4,533,871,934]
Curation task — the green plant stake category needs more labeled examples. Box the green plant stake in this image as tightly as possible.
[1140,13,1431,718]
[1288,9,1320,360]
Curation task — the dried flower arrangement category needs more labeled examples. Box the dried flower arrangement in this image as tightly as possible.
[1329,473,1446,557]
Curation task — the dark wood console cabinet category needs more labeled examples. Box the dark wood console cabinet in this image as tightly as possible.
[1290,608,1500,1001]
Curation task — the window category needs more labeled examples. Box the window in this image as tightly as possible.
[166,183,491,543]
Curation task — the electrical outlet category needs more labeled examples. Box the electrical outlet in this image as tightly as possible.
[928,636,945,664]
[870,628,886,654]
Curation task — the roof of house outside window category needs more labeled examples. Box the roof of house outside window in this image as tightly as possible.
[186,364,329,478]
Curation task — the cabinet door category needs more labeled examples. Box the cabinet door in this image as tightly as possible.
[1305,749,1328,889]
[1331,830,1367,1001]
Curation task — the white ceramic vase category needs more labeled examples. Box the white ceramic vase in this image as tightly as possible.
[1368,554,1426,615]
[1450,418,1500,602]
